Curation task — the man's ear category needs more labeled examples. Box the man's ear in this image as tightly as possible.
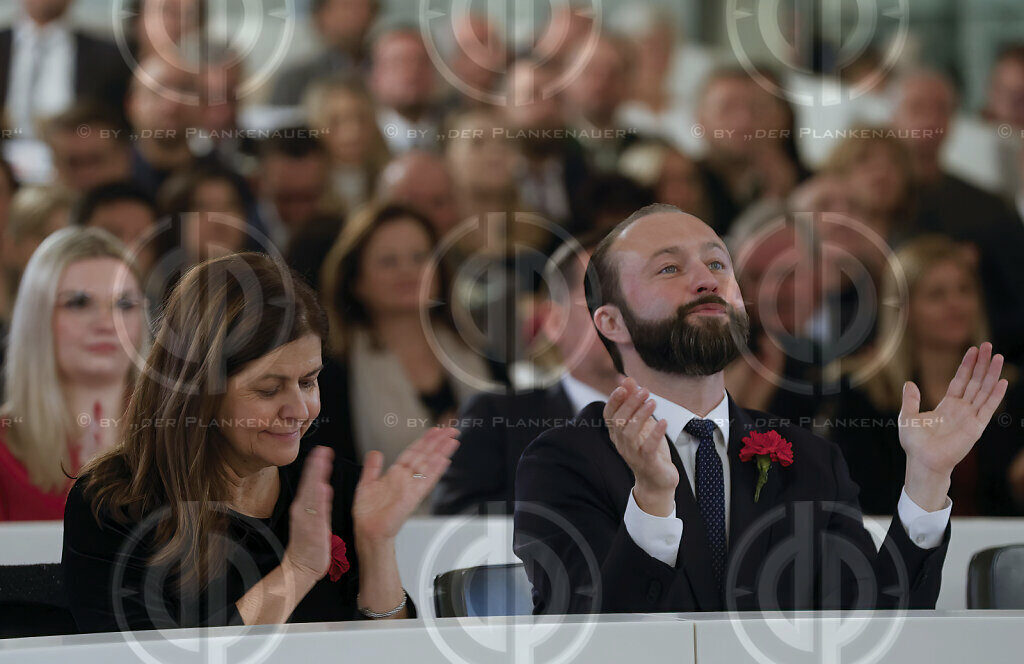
[594,304,630,345]
[537,299,562,344]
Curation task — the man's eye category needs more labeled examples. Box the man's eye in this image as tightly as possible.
[659,265,678,274]
[709,260,725,270]
[258,388,279,398]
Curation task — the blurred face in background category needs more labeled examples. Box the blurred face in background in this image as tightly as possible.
[445,112,519,199]
[631,24,673,80]
[84,201,158,275]
[22,0,71,24]
[183,178,248,261]
[128,61,200,136]
[53,257,144,386]
[505,61,563,131]
[48,129,131,194]
[843,141,909,220]
[789,174,858,218]
[354,217,438,318]
[735,225,817,337]
[910,259,980,350]
[450,13,505,98]
[316,0,376,51]
[381,153,460,237]
[698,75,758,161]
[987,56,1024,129]
[261,153,329,230]
[199,62,241,134]
[138,0,199,58]
[891,74,955,160]
[563,38,629,126]
[371,32,436,116]
[318,89,376,165]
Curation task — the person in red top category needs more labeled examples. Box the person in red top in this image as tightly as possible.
[0,226,147,520]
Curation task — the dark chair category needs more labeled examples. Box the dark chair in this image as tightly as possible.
[0,563,76,638]
[967,545,1024,609]
[433,563,533,618]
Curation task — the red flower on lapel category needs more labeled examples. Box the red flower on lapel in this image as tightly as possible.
[329,534,351,582]
[739,430,793,502]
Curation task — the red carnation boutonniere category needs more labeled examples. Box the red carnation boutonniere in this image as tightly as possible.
[739,430,794,502]
[329,534,351,582]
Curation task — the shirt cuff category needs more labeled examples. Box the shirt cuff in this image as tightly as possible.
[896,486,952,550]
[623,487,684,566]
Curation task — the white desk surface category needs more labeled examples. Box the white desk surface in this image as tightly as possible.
[0,613,694,664]
[3,611,1023,664]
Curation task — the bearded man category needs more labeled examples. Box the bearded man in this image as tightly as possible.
[513,204,1008,614]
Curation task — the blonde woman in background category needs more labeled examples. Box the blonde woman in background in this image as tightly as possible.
[305,76,390,211]
[0,227,148,520]
[820,235,1024,516]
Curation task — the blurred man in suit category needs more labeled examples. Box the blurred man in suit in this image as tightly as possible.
[377,150,460,238]
[269,0,378,106]
[42,102,132,195]
[434,234,620,514]
[514,203,1006,614]
[892,69,1024,363]
[371,25,442,154]
[0,0,131,136]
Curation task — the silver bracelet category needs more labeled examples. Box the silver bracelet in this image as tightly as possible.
[357,590,407,618]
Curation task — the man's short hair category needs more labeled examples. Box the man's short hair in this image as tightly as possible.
[42,102,130,145]
[995,43,1024,67]
[584,203,684,374]
[73,181,157,227]
[258,129,328,162]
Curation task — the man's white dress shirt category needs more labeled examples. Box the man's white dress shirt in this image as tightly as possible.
[623,390,953,567]
[8,17,74,137]
[560,373,609,416]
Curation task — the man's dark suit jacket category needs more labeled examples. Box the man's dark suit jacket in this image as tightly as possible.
[513,397,950,614]
[0,28,131,116]
[433,383,574,515]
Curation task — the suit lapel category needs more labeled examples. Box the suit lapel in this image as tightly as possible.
[666,436,722,611]
[726,398,784,607]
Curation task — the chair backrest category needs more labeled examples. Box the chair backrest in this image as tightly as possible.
[0,563,76,638]
[433,563,533,618]
[967,545,1024,609]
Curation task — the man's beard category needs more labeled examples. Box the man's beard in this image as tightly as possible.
[619,295,751,376]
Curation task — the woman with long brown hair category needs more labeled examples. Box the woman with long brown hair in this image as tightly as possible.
[62,252,458,632]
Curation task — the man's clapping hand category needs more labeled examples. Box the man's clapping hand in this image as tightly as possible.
[604,377,677,517]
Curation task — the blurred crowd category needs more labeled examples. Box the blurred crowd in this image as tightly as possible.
[1,0,1024,521]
